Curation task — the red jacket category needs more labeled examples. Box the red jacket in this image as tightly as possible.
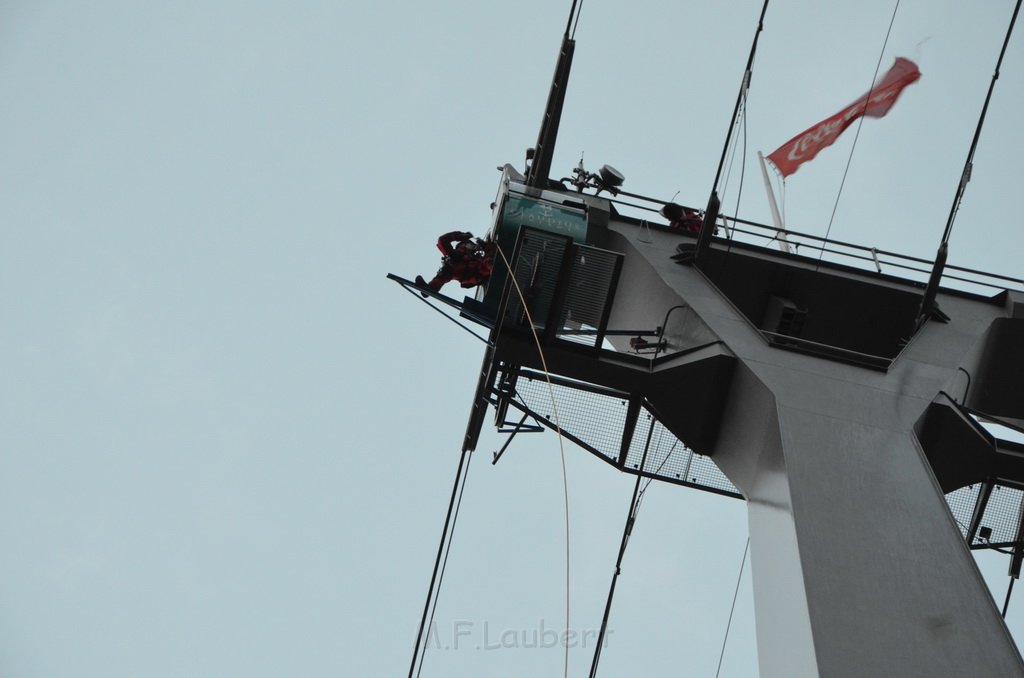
[435,232,495,287]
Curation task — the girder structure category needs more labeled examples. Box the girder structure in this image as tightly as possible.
[460,183,1024,676]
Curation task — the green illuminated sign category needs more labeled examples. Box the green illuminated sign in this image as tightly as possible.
[501,194,588,242]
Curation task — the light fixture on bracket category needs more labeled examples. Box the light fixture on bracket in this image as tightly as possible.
[562,156,625,196]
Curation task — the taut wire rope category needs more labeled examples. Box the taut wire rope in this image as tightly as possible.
[588,416,656,678]
[718,96,747,243]
[400,281,492,345]
[815,0,902,271]
[726,100,750,254]
[714,537,751,678]
[414,444,476,678]
[709,0,769,197]
[407,447,472,678]
[939,0,1021,248]
[570,0,584,39]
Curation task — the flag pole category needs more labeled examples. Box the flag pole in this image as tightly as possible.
[758,151,792,253]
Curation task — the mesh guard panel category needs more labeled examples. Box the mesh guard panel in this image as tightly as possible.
[514,375,626,466]
[980,485,1024,545]
[946,484,982,542]
[944,482,1024,551]
[509,371,741,498]
[625,407,741,495]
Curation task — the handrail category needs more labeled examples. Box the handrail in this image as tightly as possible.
[760,330,892,370]
[604,188,1023,293]
[726,218,1024,284]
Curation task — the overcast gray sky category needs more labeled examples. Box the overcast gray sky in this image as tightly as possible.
[1,1,1022,677]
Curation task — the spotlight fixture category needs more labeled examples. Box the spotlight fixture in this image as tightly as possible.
[561,157,626,196]
[596,165,625,194]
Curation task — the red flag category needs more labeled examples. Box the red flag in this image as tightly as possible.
[766,57,921,177]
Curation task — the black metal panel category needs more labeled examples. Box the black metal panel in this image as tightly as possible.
[696,240,925,366]
[645,352,737,457]
[502,227,623,354]
[915,395,996,493]
[555,244,623,351]
[617,398,642,466]
[693,190,720,265]
[503,228,572,332]
[916,394,1024,497]
[463,342,498,453]
[969,318,1024,424]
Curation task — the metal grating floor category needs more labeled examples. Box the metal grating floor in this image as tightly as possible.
[514,374,628,466]
[946,484,982,541]
[509,371,741,498]
[624,408,739,495]
[503,369,1019,543]
[946,483,1024,548]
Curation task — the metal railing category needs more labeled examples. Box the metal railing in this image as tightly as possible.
[605,190,1023,296]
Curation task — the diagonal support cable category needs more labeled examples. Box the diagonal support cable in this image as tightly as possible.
[588,416,656,677]
[387,273,493,345]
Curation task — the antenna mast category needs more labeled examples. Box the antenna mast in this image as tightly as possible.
[916,0,1022,328]
[524,2,583,188]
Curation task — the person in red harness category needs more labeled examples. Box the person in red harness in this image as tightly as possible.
[416,230,496,295]
[661,202,704,232]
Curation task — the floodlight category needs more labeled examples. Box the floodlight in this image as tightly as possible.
[598,165,625,192]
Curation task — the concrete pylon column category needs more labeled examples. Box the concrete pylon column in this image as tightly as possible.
[714,362,1022,677]
[611,225,1024,678]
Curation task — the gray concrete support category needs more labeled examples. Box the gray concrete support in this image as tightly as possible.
[612,224,1024,678]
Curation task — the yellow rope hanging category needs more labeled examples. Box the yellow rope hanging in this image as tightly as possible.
[495,243,573,678]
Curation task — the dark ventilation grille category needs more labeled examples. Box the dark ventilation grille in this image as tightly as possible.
[502,228,622,350]
[556,245,621,349]
[504,230,569,332]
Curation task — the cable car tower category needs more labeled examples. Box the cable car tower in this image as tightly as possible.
[391,2,1024,676]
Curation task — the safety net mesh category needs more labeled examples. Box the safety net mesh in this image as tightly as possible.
[501,368,1023,539]
[944,482,1024,549]
[510,371,741,498]
[624,407,740,496]
[513,374,627,466]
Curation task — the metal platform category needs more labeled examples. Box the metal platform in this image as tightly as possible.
[493,367,741,498]
[391,216,1024,546]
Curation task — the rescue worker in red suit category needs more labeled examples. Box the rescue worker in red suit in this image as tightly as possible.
[416,231,496,295]
[661,202,704,232]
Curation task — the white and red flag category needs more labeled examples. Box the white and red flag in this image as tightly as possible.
[766,57,921,177]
